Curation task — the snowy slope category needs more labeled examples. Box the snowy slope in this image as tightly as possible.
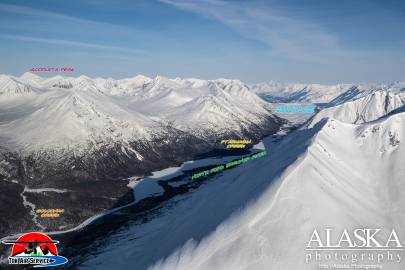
[252,81,405,104]
[328,82,405,106]
[309,90,405,126]
[0,74,162,151]
[0,74,37,96]
[76,110,405,270]
[251,82,352,103]
[0,73,281,151]
[0,88,158,150]
[160,81,276,137]
[148,114,405,270]
[19,72,44,86]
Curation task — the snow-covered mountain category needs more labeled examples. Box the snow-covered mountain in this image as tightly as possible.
[104,77,278,139]
[252,81,405,104]
[0,73,280,150]
[145,114,405,270]
[74,89,405,270]
[251,82,350,103]
[0,74,37,95]
[309,90,405,126]
[328,82,405,106]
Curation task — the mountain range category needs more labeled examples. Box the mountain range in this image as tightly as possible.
[55,78,405,270]
[253,81,405,104]
[0,73,283,237]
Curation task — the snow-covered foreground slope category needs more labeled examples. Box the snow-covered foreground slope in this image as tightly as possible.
[77,108,405,270]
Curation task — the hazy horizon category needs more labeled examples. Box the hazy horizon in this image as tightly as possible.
[5,71,405,86]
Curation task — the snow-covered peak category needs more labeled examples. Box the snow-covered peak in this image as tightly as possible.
[110,75,152,94]
[251,82,354,103]
[0,87,160,150]
[251,81,405,104]
[77,75,92,81]
[0,74,36,96]
[131,74,152,82]
[309,90,405,127]
[253,80,405,104]
[42,75,75,89]
[19,72,43,85]
[151,75,181,89]
[0,73,280,151]
[213,78,246,91]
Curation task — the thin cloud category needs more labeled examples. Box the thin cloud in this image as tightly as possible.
[0,34,144,54]
[160,0,345,62]
[0,3,91,24]
[0,3,138,35]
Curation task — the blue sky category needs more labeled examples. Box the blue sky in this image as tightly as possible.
[0,0,404,83]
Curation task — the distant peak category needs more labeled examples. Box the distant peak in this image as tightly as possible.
[154,75,170,81]
[214,78,243,84]
[77,75,92,80]
[133,74,151,81]
[49,75,65,80]
[20,72,42,81]
[0,74,10,80]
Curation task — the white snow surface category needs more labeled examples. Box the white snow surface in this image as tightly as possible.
[309,90,405,126]
[77,106,405,269]
[0,73,274,151]
[252,82,351,103]
[252,81,405,104]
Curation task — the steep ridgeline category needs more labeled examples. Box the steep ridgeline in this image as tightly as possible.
[309,90,405,126]
[0,73,284,236]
